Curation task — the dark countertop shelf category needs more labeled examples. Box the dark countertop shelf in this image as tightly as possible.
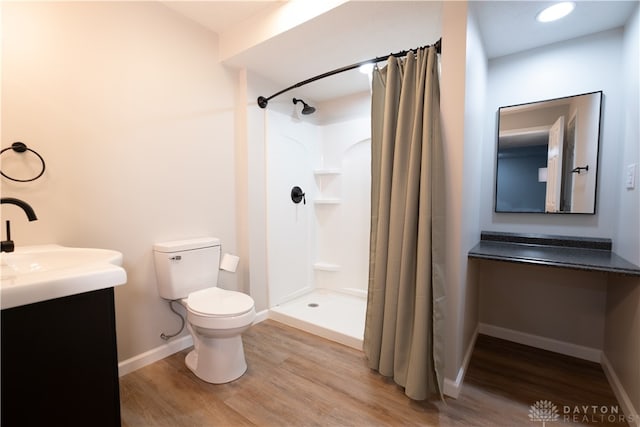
[468,231,640,276]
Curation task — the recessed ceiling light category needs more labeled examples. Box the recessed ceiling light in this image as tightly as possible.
[536,2,576,23]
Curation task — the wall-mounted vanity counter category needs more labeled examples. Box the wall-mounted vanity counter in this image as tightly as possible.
[469,231,640,276]
[468,231,640,420]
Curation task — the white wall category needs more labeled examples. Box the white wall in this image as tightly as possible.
[244,75,322,314]
[479,261,607,350]
[440,0,486,394]
[480,28,625,236]
[604,4,640,424]
[614,4,640,266]
[265,109,320,306]
[1,2,238,361]
[476,29,628,352]
[605,276,640,426]
[467,14,640,418]
[460,4,486,371]
[264,98,371,304]
[315,116,371,293]
[245,71,274,313]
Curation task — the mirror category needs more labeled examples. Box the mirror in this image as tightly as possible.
[495,91,603,214]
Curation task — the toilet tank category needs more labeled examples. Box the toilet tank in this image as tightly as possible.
[153,237,221,300]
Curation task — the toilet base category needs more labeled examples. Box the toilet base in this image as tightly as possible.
[185,334,248,384]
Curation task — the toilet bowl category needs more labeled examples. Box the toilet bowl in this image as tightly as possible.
[182,287,255,383]
[153,238,256,384]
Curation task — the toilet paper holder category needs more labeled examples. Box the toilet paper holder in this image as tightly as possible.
[220,253,240,273]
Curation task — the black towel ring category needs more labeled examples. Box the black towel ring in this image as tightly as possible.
[0,142,46,182]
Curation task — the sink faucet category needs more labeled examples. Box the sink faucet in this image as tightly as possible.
[1,197,38,253]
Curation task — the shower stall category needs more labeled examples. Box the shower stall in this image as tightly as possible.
[265,103,371,350]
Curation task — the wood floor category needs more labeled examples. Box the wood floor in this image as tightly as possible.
[120,320,626,426]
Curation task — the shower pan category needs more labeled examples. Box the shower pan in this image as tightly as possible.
[265,107,371,350]
[270,289,366,349]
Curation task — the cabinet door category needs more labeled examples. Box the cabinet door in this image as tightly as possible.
[1,288,121,427]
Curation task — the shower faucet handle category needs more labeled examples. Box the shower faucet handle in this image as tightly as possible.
[291,186,306,205]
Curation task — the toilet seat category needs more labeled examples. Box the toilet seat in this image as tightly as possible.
[186,287,254,318]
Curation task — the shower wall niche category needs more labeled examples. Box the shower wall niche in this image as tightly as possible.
[266,108,371,308]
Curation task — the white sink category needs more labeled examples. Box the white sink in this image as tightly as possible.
[1,244,127,309]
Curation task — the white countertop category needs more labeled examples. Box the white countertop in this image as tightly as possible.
[1,244,127,310]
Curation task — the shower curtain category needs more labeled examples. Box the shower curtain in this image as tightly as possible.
[363,45,445,400]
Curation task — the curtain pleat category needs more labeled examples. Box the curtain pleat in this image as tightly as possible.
[363,45,445,400]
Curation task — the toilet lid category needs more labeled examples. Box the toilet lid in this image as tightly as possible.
[187,287,254,317]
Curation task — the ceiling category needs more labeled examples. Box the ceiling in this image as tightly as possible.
[163,1,283,35]
[163,1,637,104]
[472,1,637,58]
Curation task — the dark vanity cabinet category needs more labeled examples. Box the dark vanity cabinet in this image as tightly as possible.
[1,288,121,427]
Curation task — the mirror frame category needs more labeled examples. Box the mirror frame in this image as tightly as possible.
[494,91,603,215]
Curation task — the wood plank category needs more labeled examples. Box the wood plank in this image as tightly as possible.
[120,321,627,426]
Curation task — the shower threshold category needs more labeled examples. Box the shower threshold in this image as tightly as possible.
[269,289,366,350]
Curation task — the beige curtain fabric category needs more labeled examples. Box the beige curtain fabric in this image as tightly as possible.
[363,46,446,400]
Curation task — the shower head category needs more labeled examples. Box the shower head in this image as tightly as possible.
[293,98,316,115]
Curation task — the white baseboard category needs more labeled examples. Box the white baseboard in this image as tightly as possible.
[601,353,640,427]
[254,308,270,324]
[118,335,193,377]
[478,323,602,363]
[444,325,479,399]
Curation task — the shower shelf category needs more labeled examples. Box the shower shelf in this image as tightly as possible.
[313,262,341,271]
[313,168,341,176]
[314,198,341,205]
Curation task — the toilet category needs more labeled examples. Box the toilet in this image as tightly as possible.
[153,237,255,384]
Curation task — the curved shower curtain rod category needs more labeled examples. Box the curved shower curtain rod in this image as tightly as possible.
[257,38,441,109]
